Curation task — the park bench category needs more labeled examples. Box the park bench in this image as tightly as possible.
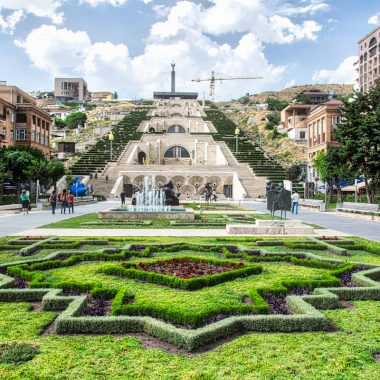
[300,199,326,212]
[336,202,380,221]
[0,204,22,213]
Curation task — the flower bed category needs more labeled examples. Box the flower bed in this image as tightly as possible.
[135,257,243,279]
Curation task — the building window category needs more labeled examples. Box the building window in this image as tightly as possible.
[164,146,190,158]
[32,115,36,125]
[168,125,186,133]
[16,113,27,123]
[32,131,35,141]
[16,129,26,140]
[332,116,341,128]
[300,131,306,139]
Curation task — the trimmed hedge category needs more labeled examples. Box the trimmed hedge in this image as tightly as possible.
[101,257,262,291]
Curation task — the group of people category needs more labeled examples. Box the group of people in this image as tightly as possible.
[48,189,75,214]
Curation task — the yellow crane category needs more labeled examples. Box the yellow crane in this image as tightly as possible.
[191,71,263,102]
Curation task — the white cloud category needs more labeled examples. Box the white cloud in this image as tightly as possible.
[15,0,329,100]
[0,0,64,24]
[312,56,357,84]
[80,0,127,6]
[0,10,24,34]
[280,0,329,16]
[368,12,380,25]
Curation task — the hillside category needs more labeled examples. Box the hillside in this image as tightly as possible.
[247,84,354,104]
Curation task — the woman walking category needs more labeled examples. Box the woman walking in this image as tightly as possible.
[49,191,57,214]
[20,190,30,215]
[60,189,68,214]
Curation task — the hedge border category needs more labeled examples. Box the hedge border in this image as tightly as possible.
[0,239,379,351]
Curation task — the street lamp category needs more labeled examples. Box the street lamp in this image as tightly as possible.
[108,131,114,161]
[234,127,240,154]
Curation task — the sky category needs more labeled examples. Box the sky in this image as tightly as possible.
[0,0,379,100]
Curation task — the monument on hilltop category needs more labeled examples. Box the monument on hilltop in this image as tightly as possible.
[154,62,198,100]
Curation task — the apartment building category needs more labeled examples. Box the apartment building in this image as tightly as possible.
[358,25,380,92]
[0,83,52,156]
[306,99,342,182]
[54,78,90,103]
[0,97,16,148]
[280,104,313,145]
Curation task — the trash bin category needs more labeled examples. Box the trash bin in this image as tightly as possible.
[37,199,49,211]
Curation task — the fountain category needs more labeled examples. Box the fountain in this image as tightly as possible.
[98,175,194,220]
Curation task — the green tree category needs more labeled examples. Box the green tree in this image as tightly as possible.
[54,118,66,129]
[285,164,303,182]
[294,93,311,104]
[335,83,380,203]
[1,150,34,194]
[313,147,355,204]
[113,91,118,99]
[266,98,289,111]
[265,112,281,130]
[48,161,66,192]
[24,159,49,184]
[65,112,87,129]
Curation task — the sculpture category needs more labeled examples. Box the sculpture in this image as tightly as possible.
[266,181,291,219]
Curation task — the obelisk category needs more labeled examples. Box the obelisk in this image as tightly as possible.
[171,62,175,93]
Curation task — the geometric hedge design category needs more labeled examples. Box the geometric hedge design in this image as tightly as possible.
[0,238,379,352]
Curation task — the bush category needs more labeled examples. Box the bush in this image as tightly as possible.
[0,343,40,365]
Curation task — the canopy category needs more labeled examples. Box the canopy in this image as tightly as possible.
[341,182,366,192]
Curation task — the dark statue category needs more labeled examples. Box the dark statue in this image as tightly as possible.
[201,183,217,203]
[266,181,291,219]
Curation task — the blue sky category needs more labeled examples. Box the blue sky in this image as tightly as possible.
[0,0,379,100]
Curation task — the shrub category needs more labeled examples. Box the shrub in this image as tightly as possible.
[0,343,40,365]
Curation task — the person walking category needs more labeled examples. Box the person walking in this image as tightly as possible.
[60,189,68,214]
[291,191,300,214]
[67,190,75,214]
[120,190,126,206]
[20,190,30,215]
[49,191,57,214]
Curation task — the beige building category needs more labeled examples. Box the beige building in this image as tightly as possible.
[54,78,90,103]
[0,83,52,156]
[358,25,380,92]
[0,97,16,148]
[280,104,313,145]
[306,99,342,182]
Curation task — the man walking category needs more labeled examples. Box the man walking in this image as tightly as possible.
[67,190,75,214]
[291,191,300,214]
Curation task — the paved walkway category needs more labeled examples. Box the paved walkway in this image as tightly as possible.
[0,199,379,241]
[14,228,346,238]
[245,201,380,242]
[0,201,119,237]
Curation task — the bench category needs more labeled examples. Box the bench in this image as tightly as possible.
[336,202,380,221]
[300,199,326,212]
[0,204,22,212]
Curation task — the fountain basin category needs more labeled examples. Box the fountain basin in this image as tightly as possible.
[98,208,195,221]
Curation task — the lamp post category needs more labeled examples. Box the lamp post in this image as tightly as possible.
[108,131,114,161]
[234,127,240,154]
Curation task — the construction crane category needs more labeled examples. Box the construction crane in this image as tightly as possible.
[191,71,263,102]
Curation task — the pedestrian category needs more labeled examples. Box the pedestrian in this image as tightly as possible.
[60,189,68,214]
[90,185,94,195]
[49,191,57,214]
[120,190,126,206]
[67,190,75,214]
[106,175,109,182]
[89,173,93,180]
[291,191,299,214]
[20,190,30,215]
[95,172,98,179]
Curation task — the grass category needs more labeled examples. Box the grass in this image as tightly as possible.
[0,235,379,378]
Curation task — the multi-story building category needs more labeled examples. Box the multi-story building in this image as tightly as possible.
[54,78,90,103]
[0,83,52,156]
[280,104,314,145]
[358,25,380,92]
[0,97,16,148]
[306,99,342,182]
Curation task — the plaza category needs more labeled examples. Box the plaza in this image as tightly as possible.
[1,1,380,378]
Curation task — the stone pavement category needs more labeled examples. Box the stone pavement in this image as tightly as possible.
[0,201,119,237]
[14,228,347,238]
[245,201,380,242]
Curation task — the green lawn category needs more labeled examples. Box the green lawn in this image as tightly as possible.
[0,236,379,378]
